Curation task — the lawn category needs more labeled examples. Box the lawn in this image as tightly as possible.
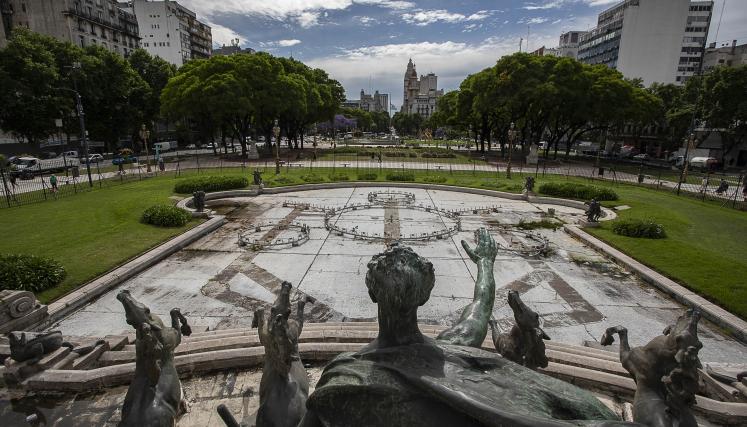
[1,165,745,320]
[0,175,202,303]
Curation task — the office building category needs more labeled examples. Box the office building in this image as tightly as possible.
[124,0,211,66]
[345,90,390,114]
[558,31,587,59]
[0,0,139,56]
[401,59,443,119]
[575,0,713,85]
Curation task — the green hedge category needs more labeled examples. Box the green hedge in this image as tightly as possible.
[357,172,378,181]
[0,254,66,293]
[422,175,447,183]
[386,172,415,182]
[141,204,191,227]
[612,218,666,239]
[329,173,349,181]
[301,174,325,183]
[174,175,248,194]
[538,182,618,201]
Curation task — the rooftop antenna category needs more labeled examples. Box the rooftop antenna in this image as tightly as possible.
[527,25,530,52]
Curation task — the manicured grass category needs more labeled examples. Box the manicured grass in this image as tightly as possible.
[587,186,747,320]
[1,165,745,321]
[0,175,202,303]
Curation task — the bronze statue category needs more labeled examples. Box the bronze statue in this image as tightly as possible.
[586,199,602,222]
[7,331,69,364]
[436,228,497,347]
[601,309,703,427]
[252,281,309,427]
[525,176,535,193]
[117,290,192,427]
[193,190,206,212]
[489,290,550,369]
[299,234,634,427]
[253,170,263,186]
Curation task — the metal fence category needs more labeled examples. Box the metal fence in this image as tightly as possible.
[1,148,745,211]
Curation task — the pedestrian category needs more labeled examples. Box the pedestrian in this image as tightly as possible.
[9,173,16,188]
[49,174,58,193]
[158,157,165,172]
[700,176,709,193]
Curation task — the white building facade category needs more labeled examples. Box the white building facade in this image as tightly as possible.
[401,59,443,119]
[576,0,713,86]
[126,0,211,67]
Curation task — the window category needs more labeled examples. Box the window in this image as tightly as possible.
[79,35,86,47]
[21,3,26,13]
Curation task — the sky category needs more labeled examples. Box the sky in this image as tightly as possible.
[178,0,747,112]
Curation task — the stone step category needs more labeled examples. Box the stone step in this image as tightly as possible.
[71,342,110,370]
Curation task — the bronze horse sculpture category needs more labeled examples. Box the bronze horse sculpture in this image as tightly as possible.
[117,290,192,427]
[489,290,550,369]
[601,309,703,427]
[252,281,309,427]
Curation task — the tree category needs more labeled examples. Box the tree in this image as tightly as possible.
[128,49,177,128]
[0,29,69,145]
[697,65,747,165]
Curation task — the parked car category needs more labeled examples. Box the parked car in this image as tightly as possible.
[112,155,138,165]
[81,154,104,164]
[59,150,79,159]
[689,157,719,171]
[186,144,197,149]
[632,154,650,160]
[200,143,216,149]
[10,156,79,179]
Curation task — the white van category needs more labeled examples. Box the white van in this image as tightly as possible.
[59,150,79,159]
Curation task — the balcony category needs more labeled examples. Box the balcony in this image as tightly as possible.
[64,7,139,39]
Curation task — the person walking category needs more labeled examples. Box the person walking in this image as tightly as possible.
[49,174,58,193]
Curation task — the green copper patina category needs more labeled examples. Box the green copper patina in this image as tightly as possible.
[299,229,639,427]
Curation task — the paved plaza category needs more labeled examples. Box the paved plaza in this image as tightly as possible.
[49,186,747,363]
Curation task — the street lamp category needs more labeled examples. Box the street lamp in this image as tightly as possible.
[273,119,281,175]
[506,122,518,179]
[140,124,152,173]
[676,132,696,195]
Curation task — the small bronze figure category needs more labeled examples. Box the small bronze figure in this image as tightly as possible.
[253,170,263,186]
[586,199,602,222]
[252,281,309,427]
[601,309,703,427]
[489,290,550,369]
[193,191,206,212]
[525,176,535,193]
[117,290,192,427]
[7,331,68,364]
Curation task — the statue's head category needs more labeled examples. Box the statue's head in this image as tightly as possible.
[664,309,703,367]
[117,290,161,332]
[366,243,435,311]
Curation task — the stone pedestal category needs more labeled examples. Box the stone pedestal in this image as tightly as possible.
[527,145,539,165]
[580,220,601,228]
[0,290,48,334]
[247,142,259,160]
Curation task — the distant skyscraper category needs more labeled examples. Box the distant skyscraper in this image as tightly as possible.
[401,59,443,118]
[573,0,713,85]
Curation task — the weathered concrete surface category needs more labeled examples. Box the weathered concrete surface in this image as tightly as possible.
[48,187,747,364]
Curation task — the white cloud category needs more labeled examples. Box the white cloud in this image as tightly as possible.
[518,17,550,25]
[402,9,494,26]
[583,0,620,6]
[277,39,302,47]
[208,22,243,48]
[356,16,378,26]
[178,0,414,21]
[523,1,568,10]
[296,11,320,28]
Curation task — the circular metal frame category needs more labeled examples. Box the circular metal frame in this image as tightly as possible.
[366,190,416,206]
[324,203,461,242]
[238,222,311,250]
[489,226,551,257]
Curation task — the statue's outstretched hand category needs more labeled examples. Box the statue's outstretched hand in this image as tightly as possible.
[461,228,497,264]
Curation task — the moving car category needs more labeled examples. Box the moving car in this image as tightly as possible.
[688,157,719,171]
[81,154,104,164]
[10,156,80,179]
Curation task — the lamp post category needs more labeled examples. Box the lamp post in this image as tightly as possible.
[676,132,696,195]
[506,122,518,179]
[61,62,93,188]
[273,119,281,175]
[140,124,152,173]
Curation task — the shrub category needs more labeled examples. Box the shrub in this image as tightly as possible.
[422,175,447,183]
[357,172,378,181]
[141,204,191,227]
[385,171,415,182]
[538,182,618,201]
[421,151,457,159]
[0,254,66,293]
[271,176,296,185]
[612,218,666,239]
[518,219,563,231]
[174,175,248,194]
[481,182,524,192]
[301,174,325,183]
[329,173,349,181]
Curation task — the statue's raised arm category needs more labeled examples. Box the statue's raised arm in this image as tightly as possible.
[437,227,498,347]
